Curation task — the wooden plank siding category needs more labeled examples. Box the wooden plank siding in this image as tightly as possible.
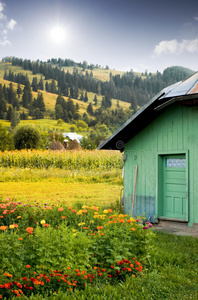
[123,103,198,226]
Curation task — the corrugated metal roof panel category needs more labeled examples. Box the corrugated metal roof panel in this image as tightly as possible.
[159,72,198,99]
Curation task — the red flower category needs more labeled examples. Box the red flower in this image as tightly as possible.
[108,274,112,278]
[26,265,31,268]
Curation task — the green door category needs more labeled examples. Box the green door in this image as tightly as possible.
[162,155,187,220]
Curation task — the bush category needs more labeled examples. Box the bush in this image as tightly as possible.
[0,199,154,298]
[0,124,14,151]
[13,124,41,150]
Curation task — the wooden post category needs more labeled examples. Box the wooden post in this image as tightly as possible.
[131,165,138,217]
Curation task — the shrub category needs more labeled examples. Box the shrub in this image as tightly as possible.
[13,125,41,150]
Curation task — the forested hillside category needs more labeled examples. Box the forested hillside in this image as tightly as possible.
[0,56,195,148]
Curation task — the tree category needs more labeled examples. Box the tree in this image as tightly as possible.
[0,84,7,119]
[84,91,88,102]
[6,106,13,121]
[38,76,44,90]
[20,111,28,120]
[17,83,22,98]
[31,77,38,92]
[93,95,98,105]
[22,81,32,108]
[13,124,41,150]
[87,102,94,115]
[0,124,14,151]
[55,104,64,120]
[35,92,45,112]
[11,108,20,128]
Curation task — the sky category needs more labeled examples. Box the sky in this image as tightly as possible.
[1,0,198,73]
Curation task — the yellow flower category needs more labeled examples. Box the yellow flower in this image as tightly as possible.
[78,222,85,226]
[9,225,15,229]
[17,216,21,219]
[94,212,98,215]
[82,205,88,209]
[103,209,108,214]
[90,220,94,223]
[77,210,82,215]
[40,220,46,225]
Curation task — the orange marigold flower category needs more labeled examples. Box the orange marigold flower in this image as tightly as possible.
[26,227,33,234]
[131,228,135,231]
[130,264,134,268]
[45,206,51,210]
[119,219,125,223]
[82,210,87,213]
[26,265,31,268]
[61,216,66,219]
[0,226,7,230]
[101,233,105,236]
[17,216,21,219]
[58,207,63,211]
[127,268,132,272]
[108,209,113,213]
[72,209,76,213]
[13,224,18,228]
[0,216,3,218]
[127,219,132,223]
[44,224,49,227]
[94,266,97,270]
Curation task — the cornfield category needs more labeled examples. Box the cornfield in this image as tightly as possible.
[0,150,123,170]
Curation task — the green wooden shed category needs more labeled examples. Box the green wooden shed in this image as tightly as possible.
[98,72,198,227]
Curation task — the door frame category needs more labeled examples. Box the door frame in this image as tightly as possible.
[157,150,189,222]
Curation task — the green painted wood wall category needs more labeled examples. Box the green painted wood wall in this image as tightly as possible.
[123,103,198,226]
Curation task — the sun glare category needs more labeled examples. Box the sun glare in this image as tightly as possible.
[50,26,66,43]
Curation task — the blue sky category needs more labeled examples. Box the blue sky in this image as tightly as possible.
[1,0,198,73]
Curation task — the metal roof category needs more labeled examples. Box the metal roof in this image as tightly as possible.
[63,132,83,143]
[98,72,198,151]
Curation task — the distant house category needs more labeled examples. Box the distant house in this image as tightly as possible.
[63,132,83,144]
[98,72,198,227]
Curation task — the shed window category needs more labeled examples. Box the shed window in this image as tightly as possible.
[166,159,186,168]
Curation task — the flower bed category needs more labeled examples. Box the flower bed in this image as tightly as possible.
[0,196,154,298]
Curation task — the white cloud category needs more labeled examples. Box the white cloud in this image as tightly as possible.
[154,39,198,55]
[0,38,11,46]
[0,12,6,20]
[194,16,198,21]
[0,2,17,47]
[6,18,17,30]
[0,2,5,12]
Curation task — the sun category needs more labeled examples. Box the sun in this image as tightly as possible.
[50,26,66,43]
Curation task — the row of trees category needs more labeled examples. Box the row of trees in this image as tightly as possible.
[0,122,112,151]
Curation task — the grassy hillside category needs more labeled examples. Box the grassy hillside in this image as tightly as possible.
[0,61,131,115]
